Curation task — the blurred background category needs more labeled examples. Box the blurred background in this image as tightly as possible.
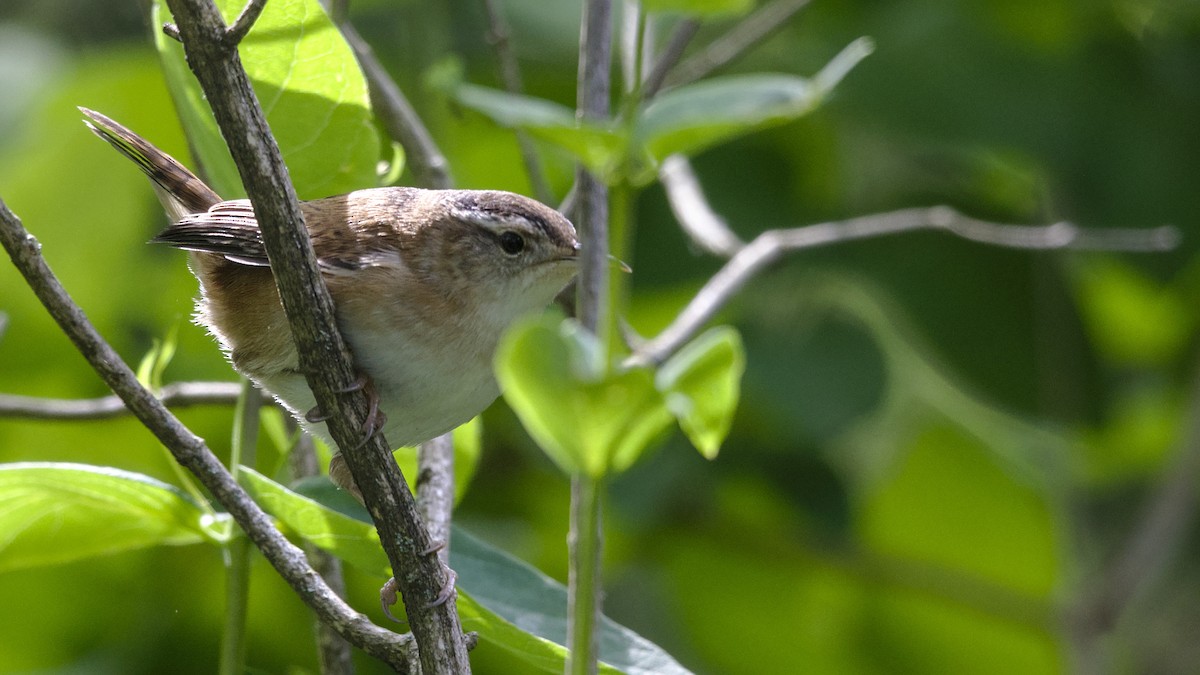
[2,0,1199,673]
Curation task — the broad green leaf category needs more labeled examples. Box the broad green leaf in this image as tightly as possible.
[656,326,745,458]
[453,83,626,179]
[642,0,753,17]
[453,528,693,675]
[496,316,674,477]
[154,0,380,198]
[636,38,873,162]
[239,471,691,674]
[0,463,217,573]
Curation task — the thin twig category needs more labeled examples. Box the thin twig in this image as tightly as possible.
[659,154,743,256]
[0,197,416,669]
[335,18,453,189]
[224,0,268,45]
[0,381,245,419]
[629,205,1179,367]
[642,18,700,100]
[416,433,455,564]
[163,0,469,670]
[667,0,812,88]
[481,0,553,203]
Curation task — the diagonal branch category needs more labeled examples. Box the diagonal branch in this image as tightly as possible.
[0,197,416,670]
[641,18,701,100]
[224,0,267,45]
[659,154,743,256]
[481,0,553,203]
[666,0,812,88]
[161,0,470,671]
[335,16,453,190]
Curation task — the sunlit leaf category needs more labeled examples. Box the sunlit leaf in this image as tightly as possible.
[656,326,746,458]
[496,316,674,476]
[153,0,380,198]
[0,463,217,573]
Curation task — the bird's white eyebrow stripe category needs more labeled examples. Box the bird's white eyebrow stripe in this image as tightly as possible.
[450,203,576,250]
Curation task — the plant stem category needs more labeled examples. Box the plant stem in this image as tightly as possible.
[567,473,604,675]
[219,379,261,675]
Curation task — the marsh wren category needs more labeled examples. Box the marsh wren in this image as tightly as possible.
[81,108,580,494]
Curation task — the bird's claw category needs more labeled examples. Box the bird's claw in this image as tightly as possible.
[379,560,458,622]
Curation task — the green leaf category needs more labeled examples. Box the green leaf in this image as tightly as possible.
[642,0,753,17]
[656,326,746,459]
[238,471,691,674]
[453,528,693,675]
[453,83,626,179]
[636,38,873,162]
[153,0,380,198]
[135,323,178,390]
[239,468,390,576]
[496,316,674,477]
[0,463,216,573]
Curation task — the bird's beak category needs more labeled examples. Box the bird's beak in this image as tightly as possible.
[562,243,631,273]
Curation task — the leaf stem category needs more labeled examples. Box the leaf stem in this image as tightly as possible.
[219,379,261,675]
[567,473,604,675]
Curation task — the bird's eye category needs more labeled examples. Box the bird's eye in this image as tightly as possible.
[499,231,525,255]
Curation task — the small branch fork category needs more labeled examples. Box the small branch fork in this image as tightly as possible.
[631,152,1180,368]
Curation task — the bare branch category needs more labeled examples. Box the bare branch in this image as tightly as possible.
[0,197,416,669]
[335,18,453,190]
[642,18,700,99]
[667,0,812,88]
[482,0,553,203]
[0,381,245,419]
[629,205,1179,367]
[416,432,455,564]
[225,0,267,45]
[161,0,469,670]
[659,154,743,256]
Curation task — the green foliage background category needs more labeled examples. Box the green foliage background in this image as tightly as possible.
[2,0,1199,672]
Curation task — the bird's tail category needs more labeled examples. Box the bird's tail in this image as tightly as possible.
[79,107,222,221]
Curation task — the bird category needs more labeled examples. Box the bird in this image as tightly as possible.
[80,107,580,498]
